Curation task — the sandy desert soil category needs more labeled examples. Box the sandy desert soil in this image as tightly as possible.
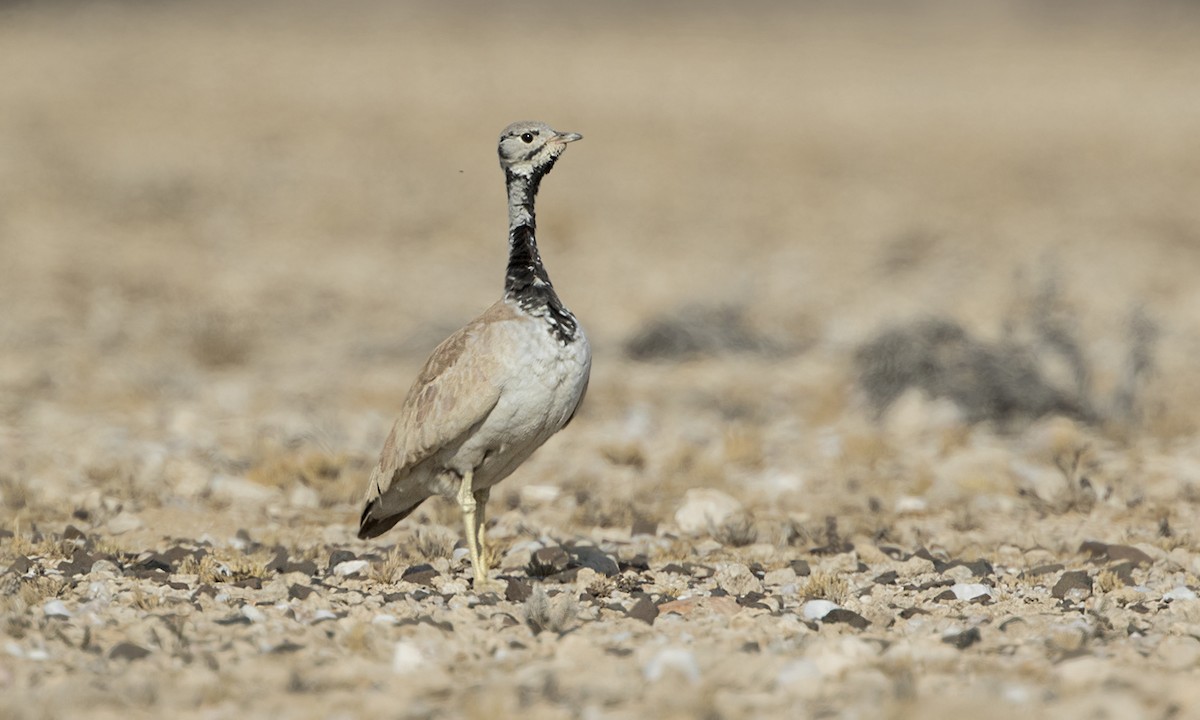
[3,2,1200,718]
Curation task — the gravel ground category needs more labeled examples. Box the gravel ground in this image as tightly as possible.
[3,2,1200,719]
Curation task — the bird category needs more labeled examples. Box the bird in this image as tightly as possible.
[358,121,591,590]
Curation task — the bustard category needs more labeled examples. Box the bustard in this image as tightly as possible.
[358,121,591,589]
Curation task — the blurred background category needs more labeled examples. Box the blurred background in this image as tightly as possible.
[5,2,1200,717]
[2,0,1200,538]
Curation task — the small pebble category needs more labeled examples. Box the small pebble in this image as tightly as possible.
[951,583,993,602]
[333,560,369,577]
[802,600,839,621]
[43,600,72,619]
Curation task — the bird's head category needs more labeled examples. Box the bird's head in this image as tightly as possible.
[498,121,582,178]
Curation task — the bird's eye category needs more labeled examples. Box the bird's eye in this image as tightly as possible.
[521,132,534,143]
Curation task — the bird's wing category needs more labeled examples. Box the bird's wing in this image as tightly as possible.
[359,303,515,537]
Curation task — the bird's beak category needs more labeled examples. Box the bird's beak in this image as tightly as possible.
[553,131,583,144]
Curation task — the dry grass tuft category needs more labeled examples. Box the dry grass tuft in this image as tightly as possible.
[714,511,758,547]
[1094,570,1124,594]
[801,572,851,604]
[522,585,578,635]
[413,526,456,562]
[369,546,406,585]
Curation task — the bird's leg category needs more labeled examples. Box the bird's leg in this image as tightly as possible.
[474,487,492,573]
[456,470,484,588]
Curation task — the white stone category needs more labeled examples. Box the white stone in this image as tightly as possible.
[373,614,397,625]
[333,560,369,577]
[951,583,993,601]
[43,599,72,619]
[1163,586,1198,602]
[311,610,338,623]
[674,489,744,535]
[240,605,265,623]
[392,640,424,674]
[802,600,839,621]
[642,647,700,684]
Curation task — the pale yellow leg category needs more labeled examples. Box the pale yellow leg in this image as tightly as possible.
[456,470,486,590]
[474,488,491,573]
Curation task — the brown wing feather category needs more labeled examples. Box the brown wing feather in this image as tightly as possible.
[359,302,516,537]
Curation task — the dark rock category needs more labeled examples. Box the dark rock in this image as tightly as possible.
[546,567,581,584]
[933,589,957,602]
[161,546,194,565]
[505,578,533,603]
[192,584,218,599]
[661,563,689,575]
[130,567,169,582]
[944,627,982,650]
[108,642,151,661]
[63,525,87,541]
[620,554,650,572]
[286,560,319,577]
[873,570,899,585]
[382,592,406,604]
[685,563,715,578]
[527,547,570,578]
[737,591,770,610]
[265,547,290,574]
[397,616,453,633]
[810,542,855,556]
[742,641,760,653]
[326,550,357,572]
[214,614,252,626]
[1079,540,1109,560]
[270,642,304,654]
[167,581,189,591]
[627,597,659,625]
[234,577,262,590]
[899,607,929,619]
[137,554,173,574]
[908,579,955,592]
[57,550,95,577]
[9,555,31,574]
[878,546,906,560]
[790,560,811,577]
[710,588,729,597]
[475,592,501,606]
[913,547,949,573]
[823,608,870,629]
[1105,545,1154,567]
[401,564,439,586]
[960,559,993,577]
[567,546,619,577]
[1024,563,1064,578]
[1109,562,1137,586]
[1052,570,1092,599]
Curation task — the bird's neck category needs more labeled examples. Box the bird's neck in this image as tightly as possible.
[503,167,579,344]
[504,168,553,297]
